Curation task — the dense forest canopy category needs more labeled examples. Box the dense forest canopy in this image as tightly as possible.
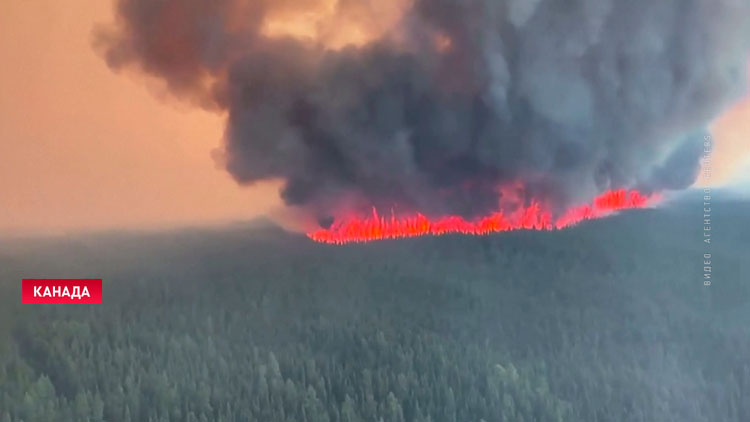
[0,196,748,422]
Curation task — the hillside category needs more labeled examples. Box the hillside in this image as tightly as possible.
[0,199,748,422]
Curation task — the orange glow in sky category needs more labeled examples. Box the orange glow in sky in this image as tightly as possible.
[0,0,282,235]
[260,0,410,49]
[699,93,750,187]
[0,1,748,236]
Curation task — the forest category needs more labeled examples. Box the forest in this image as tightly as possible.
[0,196,748,422]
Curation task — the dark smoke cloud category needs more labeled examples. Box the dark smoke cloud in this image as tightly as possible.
[641,131,708,191]
[97,0,750,219]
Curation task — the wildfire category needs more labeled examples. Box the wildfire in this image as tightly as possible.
[307,189,660,244]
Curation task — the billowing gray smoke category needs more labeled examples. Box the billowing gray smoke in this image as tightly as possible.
[97,0,750,220]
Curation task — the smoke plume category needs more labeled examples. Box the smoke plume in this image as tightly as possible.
[96,0,750,221]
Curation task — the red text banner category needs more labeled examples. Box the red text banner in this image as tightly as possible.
[22,279,102,304]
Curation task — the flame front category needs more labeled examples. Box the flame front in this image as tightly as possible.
[308,189,660,244]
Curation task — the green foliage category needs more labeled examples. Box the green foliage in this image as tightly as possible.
[0,203,748,421]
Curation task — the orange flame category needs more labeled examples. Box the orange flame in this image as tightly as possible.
[308,189,660,244]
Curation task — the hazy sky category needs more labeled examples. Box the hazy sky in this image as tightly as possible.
[1,0,283,235]
[1,0,748,235]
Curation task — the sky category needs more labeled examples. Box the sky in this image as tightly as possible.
[701,93,750,188]
[0,0,748,235]
[0,0,283,235]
